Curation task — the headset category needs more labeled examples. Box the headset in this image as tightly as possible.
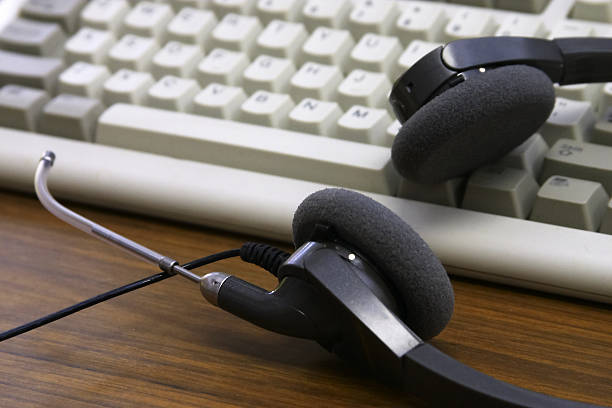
[2,36,611,407]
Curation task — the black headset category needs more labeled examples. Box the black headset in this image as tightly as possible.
[5,36,609,407]
[202,36,610,407]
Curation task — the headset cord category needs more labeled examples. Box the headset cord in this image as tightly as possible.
[0,248,242,343]
[0,243,292,343]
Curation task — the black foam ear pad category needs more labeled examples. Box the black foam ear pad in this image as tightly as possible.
[292,188,454,340]
[392,65,555,184]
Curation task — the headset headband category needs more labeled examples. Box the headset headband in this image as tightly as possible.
[389,36,612,123]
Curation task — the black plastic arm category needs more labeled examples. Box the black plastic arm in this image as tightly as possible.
[389,36,612,124]
[402,343,603,408]
[554,37,612,84]
[442,37,565,81]
[216,275,320,340]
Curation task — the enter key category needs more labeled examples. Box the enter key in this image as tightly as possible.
[540,139,612,194]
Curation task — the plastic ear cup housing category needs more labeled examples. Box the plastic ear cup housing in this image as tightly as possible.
[292,188,454,340]
[391,65,555,184]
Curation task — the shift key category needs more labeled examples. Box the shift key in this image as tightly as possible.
[540,139,612,193]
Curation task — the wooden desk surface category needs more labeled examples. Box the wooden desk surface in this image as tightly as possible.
[0,190,610,407]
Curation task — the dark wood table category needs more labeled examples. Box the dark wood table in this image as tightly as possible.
[1,190,610,407]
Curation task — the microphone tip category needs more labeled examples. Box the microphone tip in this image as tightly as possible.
[200,272,231,306]
[40,150,56,166]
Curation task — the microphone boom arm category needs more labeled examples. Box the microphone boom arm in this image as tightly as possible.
[34,151,202,283]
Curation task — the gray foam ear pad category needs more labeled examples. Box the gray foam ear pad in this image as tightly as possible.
[292,188,454,340]
[392,65,555,184]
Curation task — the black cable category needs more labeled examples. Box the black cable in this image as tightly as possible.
[239,242,290,276]
[182,248,241,270]
[0,249,241,343]
[0,272,172,342]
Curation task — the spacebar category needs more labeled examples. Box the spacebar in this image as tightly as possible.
[96,104,399,195]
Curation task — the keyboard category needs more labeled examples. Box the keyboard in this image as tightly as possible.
[1,0,612,304]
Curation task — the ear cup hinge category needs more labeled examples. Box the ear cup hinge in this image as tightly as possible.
[390,46,458,123]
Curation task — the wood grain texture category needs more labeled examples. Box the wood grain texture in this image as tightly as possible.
[0,190,610,407]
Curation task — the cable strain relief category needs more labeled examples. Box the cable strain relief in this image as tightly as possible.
[240,242,291,277]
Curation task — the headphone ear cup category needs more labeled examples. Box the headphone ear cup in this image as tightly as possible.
[392,65,555,184]
[292,188,454,340]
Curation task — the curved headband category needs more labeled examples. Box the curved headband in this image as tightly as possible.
[402,344,601,408]
[389,36,612,123]
[281,237,605,408]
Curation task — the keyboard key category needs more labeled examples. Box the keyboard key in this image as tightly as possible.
[347,0,398,39]
[386,119,400,143]
[242,55,295,94]
[193,83,247,119]
[81,0,130,36]
[64,27,115,64]
[495,15,544,37]
[239,90,294,127]
[0,85,49,131]
[122,2,174,42]
[0,50,64,93]
[287,98,342,136]
[462,166,539,219]
[597,82,612,120]
[300,27,354,70]
[394,40,442,80]
[539,98,595,146]
[496,0,549,13]
[348,33,402,78]
[80,0,130,34]
[58,62,111,99]
[548,21,594,38]
[166,8,217,49]
[392,3,447,45]
[497,133,548,178]
[337,69,390,111]
[21,0,86,33]
[96,103,399,195]
[397,177,465,207]
[590,121,612,147]
[599,199,612,234]
[573,0,612,23]
[289,62,343,101]
[210,14,262,57]
[108,34,160,71]
[151,41,203,78]
[211,0,258,16]
[255,0,305,24]
[196,48,249,86]
[449,0,495,7]
[169,0,210,10]
[530,175,609,231]
[39,94,104,141]
[103,69,155,105]
[554,83,603,105]
[301,0,351,31]
[0,18,66,57]
[541,139,612,194]
[336,105,392,146]
[146,75,200,112]
[255,20,307,60]
[442,8,497,42]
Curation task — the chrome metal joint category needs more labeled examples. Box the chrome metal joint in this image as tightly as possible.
[200,272,231,306]
[158,257,178,274]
